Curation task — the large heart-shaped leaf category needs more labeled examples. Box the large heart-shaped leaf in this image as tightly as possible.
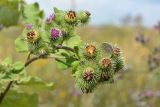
[19,76,54,91]
[12,61,25,73]
[23,2,44,25]
[66,34,82,48]
[15,37,29,52]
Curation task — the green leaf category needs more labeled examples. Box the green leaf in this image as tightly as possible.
[71,61,80,74]
[1,91,38,107]
[55,51,77,70]
[56,59,68,70]
[53,7,65,24]
[41,23,50,42]
[54,7,64,14]
[1,57,12,66]
[15,37,29,52]
[12,61,24,73]
[8,69,26,82]
[20,76,54,91]
[23,2,44,25]
[66,34,82,48]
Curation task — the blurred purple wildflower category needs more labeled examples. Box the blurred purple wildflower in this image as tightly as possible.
[132,90,160,107]
[138,91,155,98]
[25,24,33,30]
[135,33,149,44]
[46,14,55,24]
[70,87,82,97]
[51,28,60,39]
[154,21,160,31]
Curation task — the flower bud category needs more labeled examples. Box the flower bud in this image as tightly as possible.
[61,30,67,37]
[85,44,96,57]
[113,47,121,56]
[51,28,60,40]
[64,11,77,23]
[75,65,100,93]
[79,11,91,23]
[100,72,110,82]
[83,67,94,81]
[27,30,39,43]
[99,58,112,69]
[46,14,55,24]
[25,24,33,30]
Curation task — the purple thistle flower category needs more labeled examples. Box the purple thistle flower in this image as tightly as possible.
[51,28,60,39]
[46,18,51,24]
[46,14,55,24]
[26,24,33,30]
[50,14,55,20]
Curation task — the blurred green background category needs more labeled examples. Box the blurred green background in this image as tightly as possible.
[1,0,160,107]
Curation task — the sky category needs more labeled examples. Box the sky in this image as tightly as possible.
[26,0,160,27]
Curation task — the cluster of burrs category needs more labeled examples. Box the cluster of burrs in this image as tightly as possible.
[74,43,125,93]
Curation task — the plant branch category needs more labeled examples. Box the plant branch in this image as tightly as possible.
[0,53,58,104]
[25,53,46,67]
[26,52,32,61]
[55,45,75,52]
[0,45,76,103]
[0,81,13,104]
[44,41,75,53]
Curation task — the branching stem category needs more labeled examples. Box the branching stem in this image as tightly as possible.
[0,45,75,104]
[55,45,75,52]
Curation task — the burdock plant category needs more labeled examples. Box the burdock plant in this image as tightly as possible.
[0,2,125,104]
